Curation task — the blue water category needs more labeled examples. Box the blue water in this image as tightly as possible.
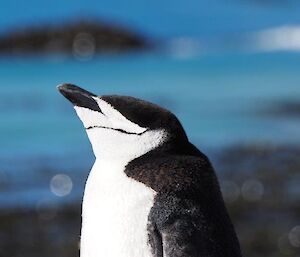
[2,52,300,157]
[1,52,300,208]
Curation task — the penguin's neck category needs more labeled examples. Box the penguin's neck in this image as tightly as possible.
[80,157,156,257]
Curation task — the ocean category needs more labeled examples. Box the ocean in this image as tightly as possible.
[1,51,300,208]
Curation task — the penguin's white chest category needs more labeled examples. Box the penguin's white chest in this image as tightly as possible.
[80,160,156,257]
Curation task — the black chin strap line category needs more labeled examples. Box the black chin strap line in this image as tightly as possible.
[85,125,148,135]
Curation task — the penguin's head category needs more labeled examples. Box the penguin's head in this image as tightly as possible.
[58,84,188,161]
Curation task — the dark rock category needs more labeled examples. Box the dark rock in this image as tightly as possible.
[261,100,300,118]
[0,19,151,56]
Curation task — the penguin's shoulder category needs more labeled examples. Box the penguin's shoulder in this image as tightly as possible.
[125,151,219,196]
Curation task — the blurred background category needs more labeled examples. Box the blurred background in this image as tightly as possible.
[1,0,300,256]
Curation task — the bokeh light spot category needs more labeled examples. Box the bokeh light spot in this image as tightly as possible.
[241,179,264,201]
[72,32,96,61]
[50,174,73,197]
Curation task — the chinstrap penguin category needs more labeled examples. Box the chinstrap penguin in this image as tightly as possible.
[58,84,242,257]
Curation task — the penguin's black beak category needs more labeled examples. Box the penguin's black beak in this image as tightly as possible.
[57,84,102,113]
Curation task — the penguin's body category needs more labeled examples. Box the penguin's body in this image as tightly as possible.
[58,84,242,257]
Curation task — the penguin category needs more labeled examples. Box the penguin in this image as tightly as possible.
[58,83,242,257]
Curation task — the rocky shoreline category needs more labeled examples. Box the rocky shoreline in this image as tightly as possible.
[1,144,299,257]
[0,20,150,57]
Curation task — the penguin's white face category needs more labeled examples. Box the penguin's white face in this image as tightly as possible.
[74,97,167,161]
